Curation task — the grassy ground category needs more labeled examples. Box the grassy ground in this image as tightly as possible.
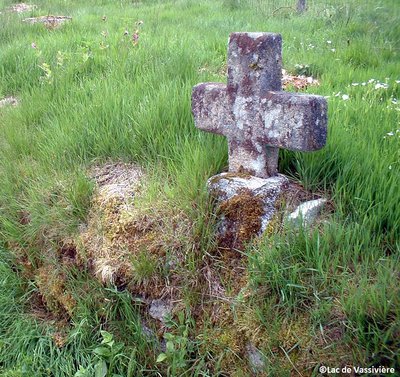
[0,0,399,375]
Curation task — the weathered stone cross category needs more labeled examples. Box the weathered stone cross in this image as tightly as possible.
[192,32,327,178]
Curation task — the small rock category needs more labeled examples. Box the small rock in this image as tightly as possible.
[208,172,289,249]
[287,198,327,227]
[246,343,266,372]
[149,299,172,323]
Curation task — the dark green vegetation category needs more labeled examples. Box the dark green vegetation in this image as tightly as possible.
[0,0,399,375]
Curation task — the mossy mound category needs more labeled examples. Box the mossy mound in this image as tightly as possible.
[77,162,197,299]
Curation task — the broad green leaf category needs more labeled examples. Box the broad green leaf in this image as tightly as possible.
[166,341,175,353]
[156,353,168,363]
[94,346,112,358]
[94,360,107,377]
[164,333,175,341]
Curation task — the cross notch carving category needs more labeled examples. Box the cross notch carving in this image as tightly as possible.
[192,32,327,178]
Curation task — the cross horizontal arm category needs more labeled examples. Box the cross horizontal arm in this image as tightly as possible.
[192,83,232,136]
[260,92,327,151]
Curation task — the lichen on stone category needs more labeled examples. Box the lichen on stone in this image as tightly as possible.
[210,171,253,184]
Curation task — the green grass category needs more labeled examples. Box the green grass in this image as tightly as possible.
[0,248,163,376]
[0,0,399,375]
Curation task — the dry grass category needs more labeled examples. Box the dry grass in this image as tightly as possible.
[282,69,320,90]
[35,266,76,318]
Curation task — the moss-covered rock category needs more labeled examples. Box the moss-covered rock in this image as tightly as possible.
[207,172,289,250]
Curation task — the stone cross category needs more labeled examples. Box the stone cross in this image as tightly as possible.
[192,32,327,178]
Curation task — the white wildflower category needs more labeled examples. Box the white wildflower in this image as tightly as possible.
[351,83,359,86]
[342,94,350,100]
[331,48,336,52]
[327,40,332,44]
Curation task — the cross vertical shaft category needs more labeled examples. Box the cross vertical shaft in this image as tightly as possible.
[227,33,282,176]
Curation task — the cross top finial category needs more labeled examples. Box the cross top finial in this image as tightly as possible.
[227,32,282,98]
[192,32,327,178]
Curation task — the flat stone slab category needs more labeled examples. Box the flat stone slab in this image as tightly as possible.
[23,15,72,25]
[89,161,143,202]
[0,96,19,108]
[287,198,327,227]
[9,3,36,13]
[208,172,289,249]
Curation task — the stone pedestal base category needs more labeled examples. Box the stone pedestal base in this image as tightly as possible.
[207,172,289,249]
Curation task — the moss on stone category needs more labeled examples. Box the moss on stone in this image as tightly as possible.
[264,192,287,236]
[218,189,264,249]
